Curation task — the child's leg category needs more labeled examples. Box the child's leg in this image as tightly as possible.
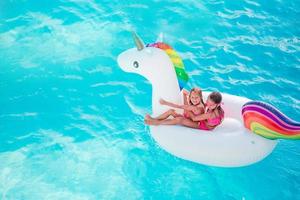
[146,117,199,129]
[146,109,179,120]
[146,117,179,125]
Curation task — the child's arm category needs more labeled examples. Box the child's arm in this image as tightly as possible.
[184,104,205,112]
[182,89,189,105]
[159,99,185,109]
[186,111,196,118]
[183,105,196,111]
[191,112,212,122]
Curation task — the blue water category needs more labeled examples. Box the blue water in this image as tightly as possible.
[0,0,299,199]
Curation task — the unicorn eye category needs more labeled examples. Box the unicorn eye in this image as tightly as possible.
[133,61,139,68]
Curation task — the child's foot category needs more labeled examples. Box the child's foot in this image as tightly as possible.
[144,118,151,125]
[145,114,152,120]
[144,118,160,125]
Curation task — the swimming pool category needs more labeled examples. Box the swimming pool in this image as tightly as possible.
[0,0,299,199]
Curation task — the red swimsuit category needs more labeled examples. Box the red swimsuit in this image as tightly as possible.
[198,108,224,130]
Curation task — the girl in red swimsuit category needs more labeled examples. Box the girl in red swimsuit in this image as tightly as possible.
[145,91,224,131]
[145,88,205,122]
[197,92,224,130]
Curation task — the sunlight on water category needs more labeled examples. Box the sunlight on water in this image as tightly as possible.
[0,0,299,199]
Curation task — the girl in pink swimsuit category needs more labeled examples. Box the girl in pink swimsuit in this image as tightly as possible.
[182,88,205,119]
[197,92,224,130]
[145,88,205,122]
[145,91,224,131]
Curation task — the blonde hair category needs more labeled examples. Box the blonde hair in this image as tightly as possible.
[189,87,205,106]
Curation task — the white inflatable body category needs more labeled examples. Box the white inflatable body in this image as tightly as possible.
[150,92,277,167]
[117,33,278,167]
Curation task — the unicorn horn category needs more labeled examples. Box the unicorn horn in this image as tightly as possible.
[132,32,144,51]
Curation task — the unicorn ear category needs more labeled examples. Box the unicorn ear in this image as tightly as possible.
[156,32,164,42]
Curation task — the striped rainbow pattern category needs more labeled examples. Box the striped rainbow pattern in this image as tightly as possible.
[146,42,189,90]
[242,101,300,140]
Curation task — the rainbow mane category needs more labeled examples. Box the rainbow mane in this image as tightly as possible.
[242,101,300,140]
[146,42,189,90]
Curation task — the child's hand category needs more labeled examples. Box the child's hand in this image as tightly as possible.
[159,98,167,105]
[182,89,189,96]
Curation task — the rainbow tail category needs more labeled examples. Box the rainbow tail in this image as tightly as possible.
[242,101,300,140]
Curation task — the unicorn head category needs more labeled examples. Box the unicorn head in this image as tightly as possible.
[117,32,189,116]
[118,32,177,83]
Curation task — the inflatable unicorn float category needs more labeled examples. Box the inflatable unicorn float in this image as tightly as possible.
[117,32,300,167]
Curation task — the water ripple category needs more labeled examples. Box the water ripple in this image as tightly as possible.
[0,0,299,199]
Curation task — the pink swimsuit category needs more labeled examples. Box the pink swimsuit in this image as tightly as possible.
[183,105,205,118]
[198,109,224,130]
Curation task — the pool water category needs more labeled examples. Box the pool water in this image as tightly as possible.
[0,0,299,199]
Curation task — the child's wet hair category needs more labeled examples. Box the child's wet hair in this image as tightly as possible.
[208,92,222,104]
[208,92,224,115]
